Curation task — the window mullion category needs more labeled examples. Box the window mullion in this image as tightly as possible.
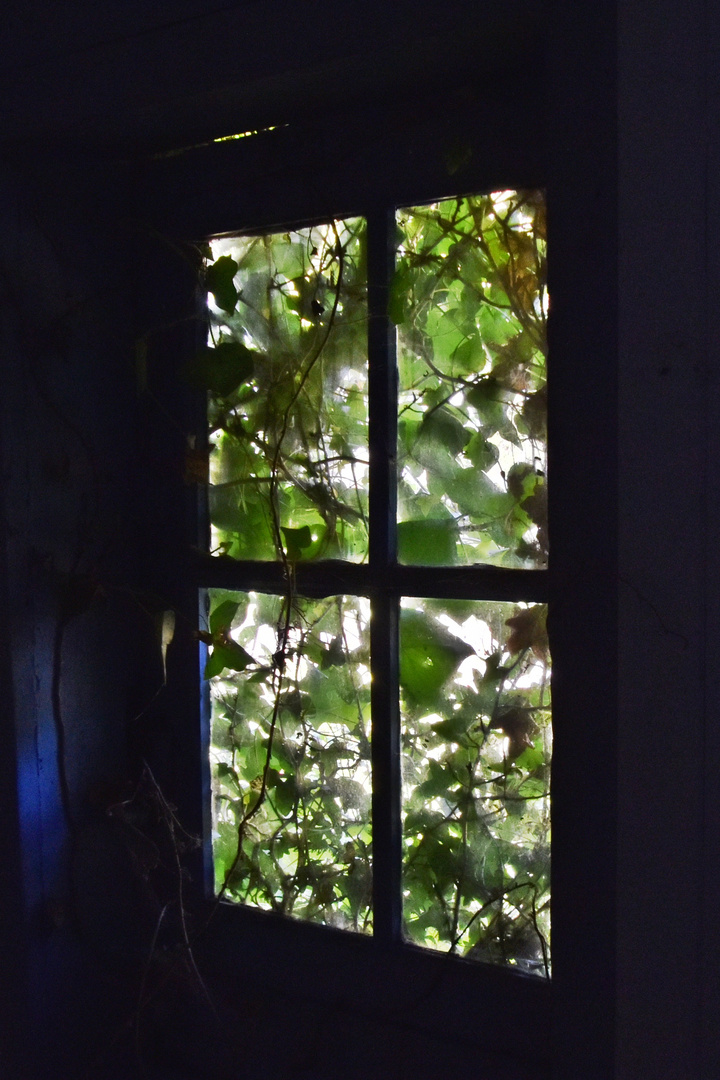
[367,206,402,946]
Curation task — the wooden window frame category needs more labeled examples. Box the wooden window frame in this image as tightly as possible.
[136,75,616,1075]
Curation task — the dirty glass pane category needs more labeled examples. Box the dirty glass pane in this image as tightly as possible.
[203,219,368,563]
[401,597,551,974]
[208,589,373,932]
[395,191,547,567]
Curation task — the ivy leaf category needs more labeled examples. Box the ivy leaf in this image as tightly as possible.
[521,479,548,537]
[515,744,546,771]
[400,608,474,705]
[445,470,497,518]
[206,255,239,313]
[281,525,312,561]
[398,518,457,565]
[204,640,255,679]
[465,432,499,471]
[418,407,469,457]
[319,635,347,670]
[204,647,226,680]
[431,715,471,742]
[216,761,241,792]
[481,844,504,890]
[417,759,456,798]
[183,341,254,396]
[222,640,256,671]
[209,598,240,636]
[273,777,297,816]
[278,689,315,718]
[465,376,507,431]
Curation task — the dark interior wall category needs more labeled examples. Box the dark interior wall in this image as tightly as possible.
[0,6,551,1078]
[616,1,720,1075]
[0,0,541,153]
[0,151,154,1076]
[0,135,555,1080]
[0,148,244,1078]
[1,1,719,1077]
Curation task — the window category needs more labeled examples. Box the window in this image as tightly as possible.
[198,190,550,975]
[131,16,618,1073]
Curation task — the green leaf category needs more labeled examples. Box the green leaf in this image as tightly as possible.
[445,470,497,518]
[216,762,241,792]
[204,640,255,679]
[431,715,470,741]
[465,432,500,471]
[273,778,297,816]
[400,608,474,705]
[209,599,240,635]
[278,689,315,718]
[418,407,469,457]
[206,255,239,313]
[477,303,519,346]
[319,635,347,670]
[482,844,504,890]
[404,808,445,835]
[515,745,546,772]
[451,336,487,375]
[204,647,227,679]
[417,759,457,798]
[397,518,457,565]
[465,377,507,431]
[183,341,254,396]
[281,524,313,561]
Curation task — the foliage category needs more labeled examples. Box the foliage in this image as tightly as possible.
[401,599,550,973]
[396,190,547,567]
[209,590,373,931]
[207,590,550,971]
[203,220,369,563]
[201,191,550,974]
[201,193,547,569]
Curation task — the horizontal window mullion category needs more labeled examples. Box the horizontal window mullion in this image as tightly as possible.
[192,556,374,597]
[392,564,549,603]
[192,551,548,603]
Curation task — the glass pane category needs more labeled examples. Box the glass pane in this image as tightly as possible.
[204,219,368,562]
[395,191,547,567]
[208,589,372,932]
[401,598,551,975]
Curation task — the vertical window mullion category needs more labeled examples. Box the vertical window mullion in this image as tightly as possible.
[367,206,402,945]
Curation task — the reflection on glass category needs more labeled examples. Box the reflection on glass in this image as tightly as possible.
[401,597,551,974]
[208,590,372,932]
[204,220,369,563]
[395,191,548,567]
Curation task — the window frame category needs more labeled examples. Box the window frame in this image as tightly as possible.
[136,82,616,1075]
[200,198,550,953]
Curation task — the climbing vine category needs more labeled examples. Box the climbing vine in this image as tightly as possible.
[197,190,550,975]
